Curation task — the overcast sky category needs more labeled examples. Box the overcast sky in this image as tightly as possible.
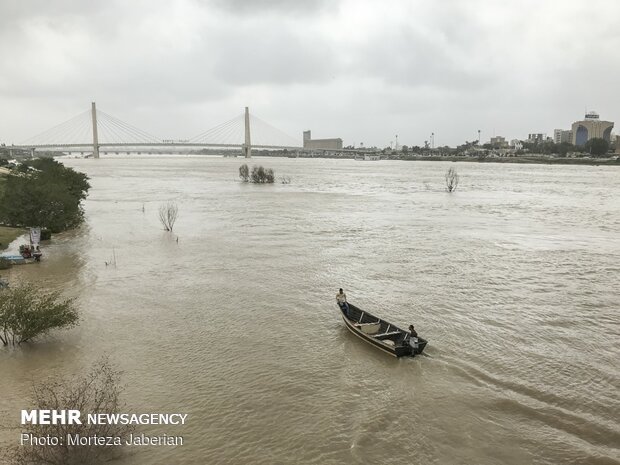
[1,0,618,147]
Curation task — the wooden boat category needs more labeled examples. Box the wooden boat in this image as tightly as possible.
[338,302,427,357]
[0,254,39,265]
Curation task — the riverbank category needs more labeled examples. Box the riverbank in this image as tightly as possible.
[234,149,620,166]
[0,226,25,251]
[395,155,620,165]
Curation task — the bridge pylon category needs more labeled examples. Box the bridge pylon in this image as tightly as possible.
[242,106,251,158]
[91,101,100,159]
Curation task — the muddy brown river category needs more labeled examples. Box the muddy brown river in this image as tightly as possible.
[1,156,619,464]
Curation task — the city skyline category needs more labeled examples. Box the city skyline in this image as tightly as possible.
[1,0,618,147]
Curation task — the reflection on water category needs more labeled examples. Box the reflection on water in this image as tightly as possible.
[1,156,619,464]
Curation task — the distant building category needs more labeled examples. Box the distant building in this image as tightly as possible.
[616,135,620,154]
[303,130,343,150]
[489,136,507,147]
[553,129,572,144]
[527,133,546,143]
[571,111,614,146]
[511,139,523,150]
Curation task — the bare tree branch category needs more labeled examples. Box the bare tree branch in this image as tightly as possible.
[158,202,179,232]
[445,167,459,192]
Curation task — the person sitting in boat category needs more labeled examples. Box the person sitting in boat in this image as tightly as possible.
[408,325,419,350]
[21,245,32,259]
[336,288,350,316]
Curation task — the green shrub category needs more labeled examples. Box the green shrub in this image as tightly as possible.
[239,164,276,183]
[0,283,78,346]
[0,257,12,270]
[239,164,249,182]
[249,165,275,183]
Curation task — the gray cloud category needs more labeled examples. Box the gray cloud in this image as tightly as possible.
[209,0,329,15]
[213,29,340,85]
[346,26,495,91]
[0,0,618,146]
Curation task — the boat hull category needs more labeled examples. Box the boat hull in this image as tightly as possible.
[339,303,427,357]
[0,255,38,265]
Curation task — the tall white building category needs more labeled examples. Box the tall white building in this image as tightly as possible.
[553,129,572,144]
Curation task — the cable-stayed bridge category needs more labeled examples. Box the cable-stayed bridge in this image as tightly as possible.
[12,103,303,158]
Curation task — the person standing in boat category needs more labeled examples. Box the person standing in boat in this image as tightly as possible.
[336,288,350,316]
[408,325,419,351]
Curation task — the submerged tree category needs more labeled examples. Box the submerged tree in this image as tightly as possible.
[239,163,249,182]
[239,164,276,183]
[251,166,274,183]
[158,201,179,231]
[5,357,132,465]
[445,167,459,193]
[0,284,78,346]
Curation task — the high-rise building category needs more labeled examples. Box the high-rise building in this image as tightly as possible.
[571,111,614,146]
[553,129,572,144]
[528,133,546,143]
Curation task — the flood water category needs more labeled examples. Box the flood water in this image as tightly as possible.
[1,156,619,464]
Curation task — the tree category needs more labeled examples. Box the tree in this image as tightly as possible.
[251,165,265,183]
[445,167,459,192]
[0,284,78,346]
[158,201,179,231]
[0,159,90,232]
[540,141,558,155]
[250,165,275,183]
[557,142,574,157]
[27,158,90,201]
[239,164,276,183]
[5,357,132,465]
[584,138,610,157]
[239,163,249,182]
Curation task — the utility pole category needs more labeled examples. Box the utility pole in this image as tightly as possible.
[91,102,100,159]
[478,129,481,145]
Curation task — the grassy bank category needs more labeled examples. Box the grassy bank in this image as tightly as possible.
[0,226,25,251]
